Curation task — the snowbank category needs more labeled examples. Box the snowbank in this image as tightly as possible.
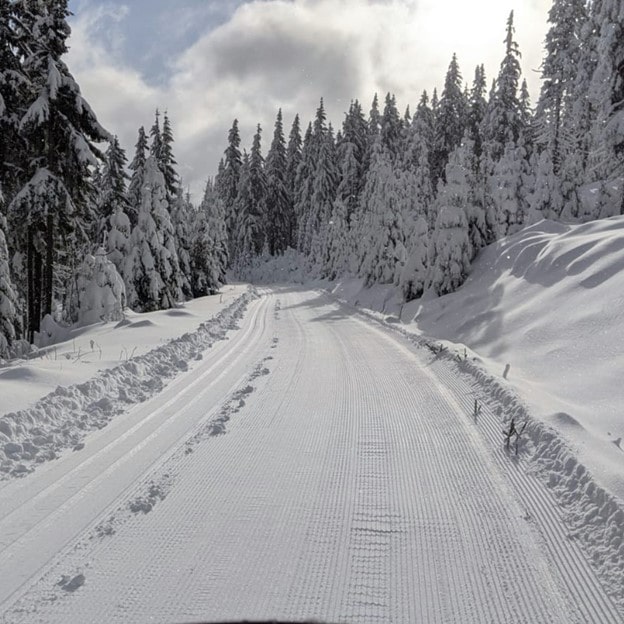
[0,288,256,477]
[0,286,247,414]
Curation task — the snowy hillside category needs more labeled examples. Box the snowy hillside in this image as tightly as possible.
[332,216,624,501]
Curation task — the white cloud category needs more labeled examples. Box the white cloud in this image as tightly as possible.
[67,0,551,201]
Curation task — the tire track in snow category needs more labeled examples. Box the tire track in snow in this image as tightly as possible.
[433,362,624,623]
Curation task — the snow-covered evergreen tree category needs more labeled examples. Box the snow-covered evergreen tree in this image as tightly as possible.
[433,53,468,184]
[232,153,255,266]
[534,0,586,174]
[170,191,193,298]
[149,109,163,164]
[467,65,487,160]
[528,149,564,222]
[380,93,403,162]
[404,102,435,221]
[106,204,132,279]
[127,126,148,227]
[359,142,406,286]
[0,0,28,208]
[125,157,182,312]
[324,141,359,278]
[308,124,338,266]
[10,0,109,338]
[285,114,302,246]
[294,122,315,252]
[399,208,429,301]
[265,109,291,255]
[482,12,524,164]
[97,135,130,241]
[72,248,125,326]
[219,119,243,255]
[490,141,527,237]
[427,159,472,297]
[195,178,228,289]
[586,0,624,208]
[159,112,180,203]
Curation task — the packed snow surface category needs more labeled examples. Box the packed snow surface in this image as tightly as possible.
[0,288,622,623]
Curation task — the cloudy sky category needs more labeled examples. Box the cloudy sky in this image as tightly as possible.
[66,0,552,200]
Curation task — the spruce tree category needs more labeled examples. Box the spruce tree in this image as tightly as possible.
[433,53,468,184]
[467,65,488,160]
[482,12,524,163]
[427,154,473,296]
[98,136,130,241]
[127,126,148,227]
[106,204,132,282]
[490,141,526,237]
[265,110,290,254]
[309,124,338,266]
[196,178,228,288]
[587,0,624,200]
[248,124,268,254]
[0,0,28,208]
[159,112,180,203]
[535,0,586,174]
[11,0,110,339]
[125,157,182,312]
[232,153,255,265]
[219,119,243,254]
[170,191,193,298]
[285,114,302,246]
[149,109,163,163]
[0,214,19,358]
[325,141,359,278]
[359,142,406,286]
[380,93,403,162]
[294,123,315,252]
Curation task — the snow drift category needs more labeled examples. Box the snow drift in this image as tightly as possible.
[0,289,256,478]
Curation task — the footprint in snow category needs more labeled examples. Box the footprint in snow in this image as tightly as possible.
[57,573,85,592]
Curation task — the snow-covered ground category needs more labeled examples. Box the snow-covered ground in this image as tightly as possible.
[331,217,624,504]
[0,285,247,416]
[0,285,249,477]
[0,288,621,623]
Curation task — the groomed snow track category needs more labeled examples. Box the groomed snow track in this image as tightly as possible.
[0,288,621,623]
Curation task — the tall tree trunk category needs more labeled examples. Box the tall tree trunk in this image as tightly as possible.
[43,212,54,318]
[27,227,35,343]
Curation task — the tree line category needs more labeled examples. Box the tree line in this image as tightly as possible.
[1,0,623,359]
[0,0,227,358]
[216,1,623,297]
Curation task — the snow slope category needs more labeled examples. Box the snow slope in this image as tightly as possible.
[0,289,620,623]
[332,217,624,504]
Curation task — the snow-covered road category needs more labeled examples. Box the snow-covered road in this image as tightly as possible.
[0,288,621,623]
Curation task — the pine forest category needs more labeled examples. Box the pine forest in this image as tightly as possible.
[0,0,623,360]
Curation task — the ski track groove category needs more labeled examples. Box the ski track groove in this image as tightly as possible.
[1,288,622,623]
[344,294,622,624]
[343,322,550,623]
[429,358,623,623]
[0,293,273,616]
